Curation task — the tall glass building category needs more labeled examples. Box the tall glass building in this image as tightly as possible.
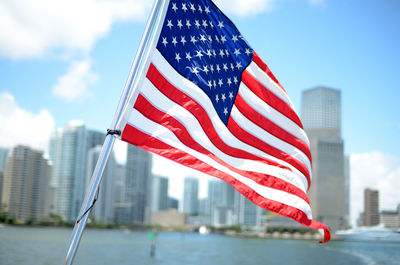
[183,177,199,216]
[301,87,348,232]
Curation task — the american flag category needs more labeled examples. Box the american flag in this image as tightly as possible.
[121,0,330,243]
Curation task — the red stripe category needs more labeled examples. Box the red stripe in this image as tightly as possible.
[252,52,286,93]
[146,63,289,170]
[227,117,311,190]
[121,124,330,243]
[234,94,312,163]
[134,94,309,203]
[242,70,303,129]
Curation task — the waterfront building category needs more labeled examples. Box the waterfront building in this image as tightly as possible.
[301,87,347,232]
[49,121,105,222]
[125,144,153,225]
[2,145,52,223]
[168,197,179,210]
[0,147,9,172]
[239,195,265,231]
[151,208,186,228]
[380,210,399,228]
[86,145,116,224]
[364,188,380,226]
[151,175,169,212]
[183,177,199,216]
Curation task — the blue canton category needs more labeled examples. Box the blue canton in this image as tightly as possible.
[156,0,254,125]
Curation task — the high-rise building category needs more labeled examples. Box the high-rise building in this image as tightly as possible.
[239,195,265,230]
[167,197,179,210]
[49,122,105,222]
[86,145,116,224]
[183,177,199,216]
[208,179,238,227]
[1,145,52,223]
[301,87,347,232]
[0,170,4,206]
[0,147,9,172]
[125,145,153,225]
[364,188,379,226]
[151,176,169,212]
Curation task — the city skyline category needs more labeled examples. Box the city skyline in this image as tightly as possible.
[1,0,399,227]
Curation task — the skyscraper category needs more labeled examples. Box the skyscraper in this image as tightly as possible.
[0,147,9,172]
[2,145,52,223]
[151,175,169,212]
[183,177,199,216]
[125,144,153,225]
[49,121,105,222]
[364,188,380,226]
[301,87,347,232]
[86,145,116,224]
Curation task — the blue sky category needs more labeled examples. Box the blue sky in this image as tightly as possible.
[1,0,399,225]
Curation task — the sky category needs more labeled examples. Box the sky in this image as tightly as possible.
[0,0,399,226]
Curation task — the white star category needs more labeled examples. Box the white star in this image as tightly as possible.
[175,53,181,63]
[217,21,224,29]
[199,35,207,42]
[209,21,214,28]
[213,80,217,88]
[195,20,201,29]
[190,3,196,12]
[221,35,227,44]
[218,79,223,87]
[162,37,168,47]
[186,52,192,61]
[172,3,178,12]
[229,92,234,100]
[186,19,192,29]
[225,49,230,57]
[245,48,252,56]
[210,65,214,73]
[233,76,238,84]
[223,64,228,71]
[234,48,241,56]
[198,5,203,13]
[182,3,188,12]
[167,20,173,29]
[215,35,220,43]
[206,50,212,58]
[223,108,228,115]
[221,93,226,101]
[216,94,220,103]
[181,36,186,45]
[177,20,183,29]
[236,62,242,70]
[195,50,203,58]
[202,20,208,28]
[172,37,178,46]
[216,64,221,73]
[192,67,199,75]
[232,35,239,42]
[205,6,210,14]
[227,78,232,86]
[208,81,213,89]
[208,35,213,42]
[230,63,235,71]
[190,36,198,44]
[219,49,225,57]
[213,50,217,57]
[203,65,209,74]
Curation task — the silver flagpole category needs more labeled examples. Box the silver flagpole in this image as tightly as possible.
[62,0,166,264]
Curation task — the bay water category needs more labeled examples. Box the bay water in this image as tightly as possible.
[1,226,399,265]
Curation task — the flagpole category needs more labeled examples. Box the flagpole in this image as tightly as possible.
[62,1,166,264]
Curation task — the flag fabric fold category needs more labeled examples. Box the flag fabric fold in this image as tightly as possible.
[120,0,330,243]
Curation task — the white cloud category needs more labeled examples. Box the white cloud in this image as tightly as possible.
[0,92,55,153]
[350,151,400,226]
[0,0,152,59]
[214,0,275,17]
[52,59,98,102]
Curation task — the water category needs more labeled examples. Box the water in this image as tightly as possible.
[1,226,400,265]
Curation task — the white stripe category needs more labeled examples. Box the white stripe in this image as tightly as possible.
[150,50,304,173]
[238,83,310,147]
[139,78,308,192]
[247,61,295,109]
[126,108,313,219]
[230,106,312,174]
